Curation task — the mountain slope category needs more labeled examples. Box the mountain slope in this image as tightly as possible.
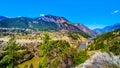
[88,29,120,55]
[74,23,97,37]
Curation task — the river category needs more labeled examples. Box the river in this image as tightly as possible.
[78,38,93,51]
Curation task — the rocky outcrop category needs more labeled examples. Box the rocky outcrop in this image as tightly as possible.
[76,52,120,68]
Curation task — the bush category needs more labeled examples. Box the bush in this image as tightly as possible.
[73,49,87,66]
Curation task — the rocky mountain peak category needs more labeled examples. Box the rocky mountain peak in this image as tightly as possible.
[40,15,69,24]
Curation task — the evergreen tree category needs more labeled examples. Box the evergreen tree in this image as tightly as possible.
[0,35,22,68]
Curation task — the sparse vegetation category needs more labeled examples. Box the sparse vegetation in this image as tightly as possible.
[0,32,88,68]
[87,29,120,55]
[1,28,120,68]
[39,33,87,68]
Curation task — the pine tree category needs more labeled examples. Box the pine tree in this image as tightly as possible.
[0,35,22,68]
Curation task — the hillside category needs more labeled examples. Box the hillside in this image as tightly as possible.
[0,32,88,68]
[0,17,32,28]
[75,29,120,68]
[87,29,120,55]
[74,23,97,36]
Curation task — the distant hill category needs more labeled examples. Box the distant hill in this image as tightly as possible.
[0,16,8,21]
[0,15,96,37]
[94,23,120,34]
[0,17,32,28]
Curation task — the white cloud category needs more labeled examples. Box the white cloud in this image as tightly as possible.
[40,14,45,16]
[112,10,119,14]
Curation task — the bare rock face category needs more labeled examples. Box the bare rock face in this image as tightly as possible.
[40,15,69,24]
[74,24,97,37]
[76,52,120,68]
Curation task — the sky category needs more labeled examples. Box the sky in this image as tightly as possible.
[0,0,120,29]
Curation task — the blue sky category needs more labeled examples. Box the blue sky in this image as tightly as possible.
[0,0,120,29]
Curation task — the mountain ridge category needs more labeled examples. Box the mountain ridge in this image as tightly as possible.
[0,15,96,36]
[0,16,8,21]
[94,23,120,34]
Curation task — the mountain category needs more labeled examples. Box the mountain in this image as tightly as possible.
[74,23,97,37]
[0,15,96,36]
[94,23,120,34]
[0,17,32,28]
[0,16,8,21]
[32,15,83,32]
